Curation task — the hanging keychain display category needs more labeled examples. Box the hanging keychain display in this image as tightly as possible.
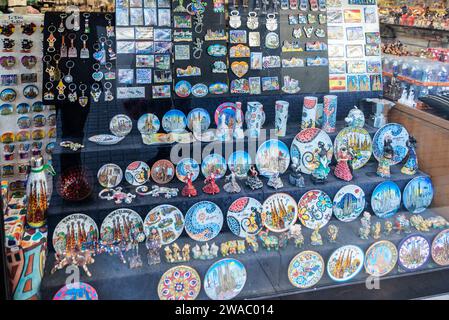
[58,14,67,33]
[79,84,89,107]
[92,63,104,81]
[68,33,77,58]
[80,34,89,59]
[68,83,77,102]
[105,14,115,38]
[47,25,56,53]
[43,82,55,101]
[104,62,116,80]
[56,78,66,100]
[64,60,75,83]
[98,37,107,65]
[83,13,90,34]
[106,39,116,60]
[90,83,101,102]
[43,55,56,81]
[52,54,62,81]
[60,34,67,57]
[247,12,259,30]
[229,10,242,29]
[104,82,114,101]
[266,13,278,31]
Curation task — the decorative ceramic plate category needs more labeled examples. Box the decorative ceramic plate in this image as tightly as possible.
[371,181,401,218]
[162,109,188,133]
[255,139,290,178]
[214,102,243,128]
[158,265,201,300]
[100,208,145,244]
[176,158,200,182]
[53,282,98,300]
[137,113,160,134]
[227,197,264,238]
[333,185,365,222]
[97,163,123,188]
[364,240,398,277]
[88,134,125,145]
[398,234,430,271]
[185,201,223,242]
[372,123,409,165]
[327,245,364,282]
[228,151,251,179]
[144,204,184,245]
[262,193,298,233]
[288,251,325,289]
[297,190,332,229]
[175,80,192,98]
[109,114,132,137]
[431,229,449,266]
[151,159,175,184]
[403,176,434,214]
[334,127,372,170]
[291,128,333,175]
[125,161,150,186]
[52,213,98,254]
[187,108,211,132]
[201,154,227,179]
[204,258,247,300]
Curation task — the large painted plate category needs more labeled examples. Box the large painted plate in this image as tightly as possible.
[371,181,401,218]
[431,229,449,266]
[403,176,434,214]
[201,154,227,179]
[288,251,325,289]
[53,282,98,300]
[151,159,175,184]
[125,161,150,186]
[214,102,243,128]
[144,204,184,245]
[176,158,200,182]
[227,197,264,238]
[297,190,332,230]
[334,127,372,170]
[327,245,364,282]
[290,128,333,175]
[162,109,187,133]
[372,123,409,165]
[228,151,251,179]
[158,265,201,300]
[97,163,123,188]
[187,108,211,132]
[100,208,145,244]
[185,201,223,241]
[398,234,430,271]
[364,240,398,277]
[137,113,160,134]
[52,213,99,254]
[255,139,290,178]
[262,193,298,232]
[204,258,247,300]
[109,114,132,137]
[333,185,365,222]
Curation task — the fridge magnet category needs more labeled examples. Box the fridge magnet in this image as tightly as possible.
[282,41,303,52]
[176,66,201,77]
[136,54,154,67]
[157,9,171,27]
[298,12,307,23]
[346,45,364,58]
[230,79,250,94]
[144,8,157,26]
[153,42,171,54]
[366,32,381,45]
[249,77,261,94]
[231,61,249,78]
[229,44,250,58]
[358,75,370,91]
[364,7,377,24]
[344,9,362,23]
[306,56,328,66]
[173,30,192,42]
[262,56,281,68]
[207,44,227,57]
[347,75,359,91]
[191,83,208,97]
[136,68,152,84]
[116,8,130,26]
[305,41,328,51]
[154,28,172,41]
[130,8,144,25]
[212,61,227,73]
[174,15,192,28]
[329,60,346,74]
[208,83,228,95]
[282,76,301,94]
[116,27,135,40]
[365,44,380,56]
[248,32,260,47]
[366,60,381,73]
[261,77,279,91]
[282,57,304,68]
[328,44,345,58]
[347,60,366,74]
[204,29,227,41]
[327,9,343,23]
[152,85,171,99]
[346,26,364,41]
[329,75,347,91]
[134,41,153,54]
[370,74,382,91]
[155,54,170,69]
[135,27,154,39]
[118,69,134,84]
[327,26,344,40]
[154,70,172,83]
[265,32,279,49]
[230,30,247,44]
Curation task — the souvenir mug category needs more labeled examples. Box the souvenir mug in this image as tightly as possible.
[245,101,265,138]
[301,96,318,130]
[322,95,338,134]
[275,100,289,137]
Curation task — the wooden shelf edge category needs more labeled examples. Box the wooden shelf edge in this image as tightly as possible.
[393,103,449,131]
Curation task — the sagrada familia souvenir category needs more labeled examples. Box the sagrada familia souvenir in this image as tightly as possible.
[327,224,339,243]
[267,172,283,190]
[192,242,219,260]
[401,136,418,175]
[164,243,191,263]
[427,216,449,229]
[224,168,241,193]
[359,211,371,240]
[182,172,198,197]
[246,165,263,190]
[372,222,381,240]
[311,226,323,246]
[289,158,305,188]
[311,142,331,184]
[202,172,220,195]
[377,137,394,178]
[146,228,161,266]
[334,146,353,182]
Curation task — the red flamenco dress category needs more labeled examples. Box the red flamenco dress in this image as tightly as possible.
[334,148,353,182]
[182,173,198,197]
[202,173,220,195]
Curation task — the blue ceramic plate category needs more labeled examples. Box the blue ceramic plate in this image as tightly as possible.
[403,176,433,214]
[372,123,409,165]
[204,258,247,300]
[184,201,223,242]
[333,185,365,222]
[371,181,401,218]
[201,153,227,179]
[227,151,251,179]
[327,245,364,282]
[187,108,211,132]
[137,113,160,134]
[162,109,187,133]
[227,197,263,238]
[176,158,200,182]
[175,80,192,98]
[398,234,430,272]
[256,139,290,178]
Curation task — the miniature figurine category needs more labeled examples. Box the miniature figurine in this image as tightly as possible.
[51,247,95,277]
[394,214,411,234]
[164,245,174,263]
[246,235,259,252]
[164,243,190,263]
[224,167,241,193]
[202,172,220,195]
[258,230,279,251]
[278,232,289,249]
[410,215,432,232]
[181,172,198,197]
[182,244,191,262]
[288,224,304,248]
[311,142,331,184]
[234,102,245,140]
[129,244,143,269]
[427,216,449,229]
[359,211,371,240]
[192,244,201,259]
[334,146,353,182]
[146,228,161,265]
[377,137,394,178]
[220,242,229,256]
[267,172,284,190]
[289,158,305,187]
[228,240,238,255]
[210,243,219,257]
[384,220,393,236]
[311,226,323,246]
[172,243,182,261]
[327,224,339,243]
[246,165,263,190]
[372,222,382,240]
[237,240,246,254]
[401,136,418,175]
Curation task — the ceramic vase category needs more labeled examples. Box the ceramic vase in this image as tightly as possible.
[322,95,338,133]
[245,101,265,138]
[275,100,289,137]
[315,103,324,127]
[301,96,318,130]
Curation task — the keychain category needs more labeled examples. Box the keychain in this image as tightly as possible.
[92,63,104,82]
[104,82,114,101]
[56,79,66,100]
[60,35,67,57]
[104,62,116,80]
[53,54,62,81]
[106,40,116,60]
[43,82,54,101]
[58,14,67,33]
[43,55,56,81]
[266,13,278,31]
[106,14,115,38]
[80,34,89,59]
[247,12,259,30]
[90,83,101,102]
[68,33,77,58]
[229,10,241,29]
[64,60,75,83]
[79,84,88,107]
[99,37,107,65]
[47,25,56,53]
[68,83,77,102]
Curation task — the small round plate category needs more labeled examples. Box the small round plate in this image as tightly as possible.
[398,234,430,272]
[262,193,298,233]
[191,83,209,97]
[125,161,150,186]
[97,163,123,188]
[158,265,201,300]
[334,127,372,170]
[185,201,223,241]
[144,204,184,245]
[403,176,434,214]
[187,108,211,132]
[0,88,17,102]
[175,80,192,98]
[53,282,98,300]
[214,102,243,128]
[333,185,365,222]
[327,245,364,282]
[201,153,227,179]
[151,159,175,184]
[204,258,247,300]
[372,123,409,165]
[228,151,251,179]
[162,109,187,133]
[137,113,160,134]
[176,158,200,182]
[290,128,333,175]
[288,251,325,289]
[52,213,99,255]
[23,85,39,99]
[227,197,264,238]
[371,181,401,218]
[364,240,398,277]
[110,114,132,137]
[255,139,290,178]
[431,229,449,266]
[100,208,145,244]
[16,103,30,114]
[298,190,332,229]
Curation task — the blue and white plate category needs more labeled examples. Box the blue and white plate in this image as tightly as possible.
[372,123,409,165]
[137,113,160,134]
[162,109,187,133]
[187,108,211,132]
[371,181,401,218]
[191,83,209,97]
[403,176,433,214]
[175,80,192,98]
[184,201,223,242]
[176,158,200,182]
[333,185,365,222]
[398,234,430,272]
[204,258,247,300]
[227,197,263,238]
[228,151,251,179]
[256,139,290,178]
[327,245,364,282]
[88,134,125,145]
[201,154,227,179]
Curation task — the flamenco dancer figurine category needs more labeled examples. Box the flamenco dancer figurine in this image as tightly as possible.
[246,165,263,190]
[401,136,418,175]
[202,172,220,195]
[224,167,241,193]
[311,142,331,184]
[377,137,394,178]
[182,172,198,197]
[267,172,283,190]
[289,158,305,187]
[334,146,353,182]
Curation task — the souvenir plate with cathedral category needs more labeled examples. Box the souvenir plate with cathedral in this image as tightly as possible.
[431,229,449,266]
[204,258,247,300]
[97,163,123,188]
[298,190,333,230]
[187,108,211,133]
[327,245,364,282]
[262,193,298,233]
[333,185,365,222]
[398,234,430,271]
[162,109,188,133]
[228,151,252,179]
[403,176,434,214]
[364,240,398,277]
[151,159,175,184]
[255,139,290,178]
[201,154,227,179]
[227,197,264,238]
[53,282,98,300]
[100,208,145,245]
[137,113,161,135]
[143,205,185,245]
[288,251,325,289]
[334,127,372,170]
[52,213,99,254]
[158,265,201,300]
[371,181,401,218]
[185,201,223,242]
[372,123,409,165]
